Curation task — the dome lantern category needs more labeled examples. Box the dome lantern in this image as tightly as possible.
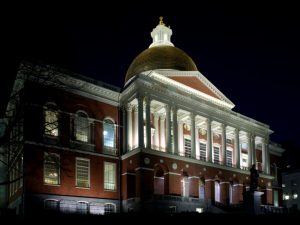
[149,17,174,48]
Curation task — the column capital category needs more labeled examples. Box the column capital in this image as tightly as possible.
[144,96,152,104]
[234,127,240,133]
[205,117,212,124]
[133,105,139,112]
[171,105,178,113]
[154,113,160,119]
[126,104,134,112]
[190,112,196,120]
[160,114,166,120]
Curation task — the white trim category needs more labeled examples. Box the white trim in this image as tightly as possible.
[220,181,230,185]
[261,188,272,191]
[205,179,214,182]
[165,172,181,176]
[104,161,117,191]
[142,148,274,179]
[154,176,165,180]
[122,172,136,176]
[134,167,154,171]
[189,176,200,179]
[25,141,118,159]
[233,184,243,187]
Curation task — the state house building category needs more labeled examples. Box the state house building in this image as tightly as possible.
[5,18,285,215]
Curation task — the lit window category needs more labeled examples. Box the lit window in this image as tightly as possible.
[184,138,191,158]
[293,193,298,199]
[44,105,58,136]
[241,153,248,168]
[213,146,220,164]
[226,148,233,167]
[104,203,116,214]
[104,162,116,191]
[215,181,220,202]
[44,153,60,185]
[200,142,206,161]
[76,201,88,214]
[103,119,115,148]
[283,194,290,200]
[74,112,89,142]
[76,158,90,188]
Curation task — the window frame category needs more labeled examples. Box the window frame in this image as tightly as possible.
[74,111,90,143]
[75,157,90,188]
[104,203,116,214]
[103,118,116,151]
[43,152,60,186]
[104,161,117,191]
[44,103,59,137]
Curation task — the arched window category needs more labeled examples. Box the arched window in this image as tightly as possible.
[44,103,59,137]
[74,111,89,142]
[103,119,115,148]
[182,176,189,197]
[104,203,116,214]
[76,201,89,214]
[215,181,220,202]
[44,199,58,211]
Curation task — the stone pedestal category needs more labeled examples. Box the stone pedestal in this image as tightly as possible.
[244,191,264,214]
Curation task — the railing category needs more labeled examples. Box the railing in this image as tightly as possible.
[151,194,202,203]
[260,205,288,214]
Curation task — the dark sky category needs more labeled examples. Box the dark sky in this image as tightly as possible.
[1,5,300,159]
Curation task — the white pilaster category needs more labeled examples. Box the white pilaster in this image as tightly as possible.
[247,133,252,169]
[126,105,133,151]
[251,135,256,168]
[145,97,151,149]
[221,124,227,165]
[172,106,178,155]
[206,118,212,162]
[165,105,171,153]
[190,113,196,159]
[134,106,138,149]
[122,106,128,153]
[137,96,144,148]
[234,128,240,169]
[195,126,200,160]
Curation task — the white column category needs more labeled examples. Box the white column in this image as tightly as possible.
[221,124,227,165]
[262,138,270,174]
[154,113,159,149]
[160,115,166,151]
[234,128,240,169]
[206,118,212,162]
[165,105,171,153]
[137,96,144,148]
[252,135,256,168]
[195,126,200,160]
[247,133,252,169]
[265,141,270,174]
[134,106,138,149]
[190,113,196,159]
[122,106,128,154]
[178,121,184,156]
[127,105,133,151]
[145,97,151,149]
[172,107,178,155]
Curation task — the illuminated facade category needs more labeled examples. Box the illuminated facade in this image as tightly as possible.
[5,18,284,215]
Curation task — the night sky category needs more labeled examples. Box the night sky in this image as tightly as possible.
[1,4,300,167]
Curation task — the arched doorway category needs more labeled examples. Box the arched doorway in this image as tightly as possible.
[154,165,165,195]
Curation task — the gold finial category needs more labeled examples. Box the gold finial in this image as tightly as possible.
[159,16,165,26]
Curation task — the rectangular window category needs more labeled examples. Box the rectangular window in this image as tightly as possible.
[226,139,232,144]
[76,158,90,188]
[213,146,220,164]
[103,122,115,148]
[199,142,206,161]
[104,162,116,191]
[226,149,233,167]
[241,153,248,168]
[44,110,59,136]
[184,138,191,158]
[44,153,60,185]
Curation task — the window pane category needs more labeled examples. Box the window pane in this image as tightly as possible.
[44,153,60,185]
[200,143,206,161]
[213,146,220,164]
[104,162,116,190]
[76,159,90,188]
[75,113,89,142]
[184,138,191,158]
[104,204,116,214]
[103,120,115,148]
[45,110,58,136]
[226,149,233,167]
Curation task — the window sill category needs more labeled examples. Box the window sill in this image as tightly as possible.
[44,183,61,187]
[70,140,95,151]
[75,186,90,190]
[104,189,117,192]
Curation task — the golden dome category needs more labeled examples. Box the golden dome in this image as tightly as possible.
[125,46,198,84]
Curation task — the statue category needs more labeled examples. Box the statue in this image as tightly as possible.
[250,164,259,192]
